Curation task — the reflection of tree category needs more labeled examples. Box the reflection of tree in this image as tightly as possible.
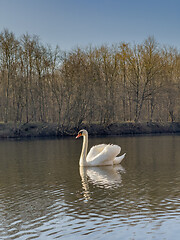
[0,136,179,239]
[0,138,80,238]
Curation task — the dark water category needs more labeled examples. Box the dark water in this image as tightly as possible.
[0,135,179,240]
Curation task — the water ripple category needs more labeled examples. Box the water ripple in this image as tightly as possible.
[0,136,180,239]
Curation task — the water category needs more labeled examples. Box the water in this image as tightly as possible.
[0,135,179,239]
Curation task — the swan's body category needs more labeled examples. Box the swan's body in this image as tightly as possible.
[76,129,126,166]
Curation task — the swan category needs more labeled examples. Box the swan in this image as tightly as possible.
[76,129,126,166]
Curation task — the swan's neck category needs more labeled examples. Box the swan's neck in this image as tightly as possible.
[79,134,88,166]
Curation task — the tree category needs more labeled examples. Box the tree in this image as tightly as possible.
[0,29,19,122]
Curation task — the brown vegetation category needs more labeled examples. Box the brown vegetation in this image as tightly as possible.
[0,29,180,130]
[0,122,179,138]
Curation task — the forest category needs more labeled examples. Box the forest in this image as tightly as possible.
[0,29,179,129]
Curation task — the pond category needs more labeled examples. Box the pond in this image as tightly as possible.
[0,134,180,239]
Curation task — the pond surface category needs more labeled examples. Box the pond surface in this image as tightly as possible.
[0,135,180,239]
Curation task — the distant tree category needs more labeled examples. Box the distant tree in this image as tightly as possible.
[0,30,179,125]
[0,29,19,122]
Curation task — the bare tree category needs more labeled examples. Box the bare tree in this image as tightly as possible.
[0,30,179,126]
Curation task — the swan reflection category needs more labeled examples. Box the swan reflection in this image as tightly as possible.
[80,165,125,199]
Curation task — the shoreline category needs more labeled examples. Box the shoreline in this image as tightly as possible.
[0,122,179,139]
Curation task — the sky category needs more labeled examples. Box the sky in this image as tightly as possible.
[0,0,180,51]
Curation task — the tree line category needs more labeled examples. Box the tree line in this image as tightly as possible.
[0,29,179,128]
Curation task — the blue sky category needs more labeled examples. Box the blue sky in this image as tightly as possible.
[0,0,180,50]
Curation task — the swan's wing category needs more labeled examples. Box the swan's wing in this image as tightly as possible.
[88,144,121,166]
[86,144,107,162]
[113,153,126,165]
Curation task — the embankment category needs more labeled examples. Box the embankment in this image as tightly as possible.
[0,122,180,139]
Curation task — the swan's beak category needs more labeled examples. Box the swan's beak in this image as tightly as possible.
[76,133,82,139]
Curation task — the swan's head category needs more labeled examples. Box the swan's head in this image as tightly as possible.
[76,129,88,138]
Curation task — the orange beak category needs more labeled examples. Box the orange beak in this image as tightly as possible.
[76,133,82,139]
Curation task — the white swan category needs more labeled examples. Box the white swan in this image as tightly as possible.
[76,129,126,166]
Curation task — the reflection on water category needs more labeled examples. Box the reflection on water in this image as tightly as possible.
[80,165,125,189]
[80,165,125,200]
[0,135,179,239]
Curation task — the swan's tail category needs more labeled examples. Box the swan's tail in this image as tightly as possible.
[113,153,126,165]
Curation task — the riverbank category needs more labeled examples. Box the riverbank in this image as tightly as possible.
[0,122,180,139]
